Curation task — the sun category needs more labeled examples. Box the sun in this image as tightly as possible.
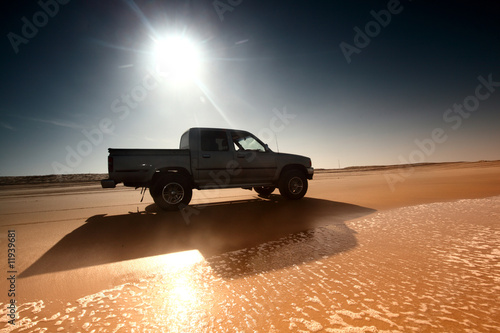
[153,36,201,82]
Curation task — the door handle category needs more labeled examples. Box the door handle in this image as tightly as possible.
[236,153,245,158]
[202,154,211,158]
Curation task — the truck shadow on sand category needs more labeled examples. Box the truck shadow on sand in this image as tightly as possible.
[20,196,375,279]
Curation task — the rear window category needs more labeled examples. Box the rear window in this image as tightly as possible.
[200,130,229,151]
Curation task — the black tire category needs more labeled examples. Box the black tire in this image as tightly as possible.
[278,169,308,200]
[254,186,275,196]
[150,174,192,211]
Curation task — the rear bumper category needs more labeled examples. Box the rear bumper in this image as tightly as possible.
[307,167,314,179]
[101,179,116,188]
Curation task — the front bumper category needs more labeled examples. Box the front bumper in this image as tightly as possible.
[101,179,116,188]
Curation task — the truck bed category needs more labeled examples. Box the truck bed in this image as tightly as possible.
[106,148,191,187]
[108,148,189,156]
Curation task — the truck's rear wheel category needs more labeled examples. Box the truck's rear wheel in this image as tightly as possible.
[150,174,192,211]
[278,169,308,200]
[254,186,275,197]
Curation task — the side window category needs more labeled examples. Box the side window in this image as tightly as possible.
[200,130,229,151]
[231,131,266,152]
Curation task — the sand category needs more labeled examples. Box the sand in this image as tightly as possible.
[0,161,499,332]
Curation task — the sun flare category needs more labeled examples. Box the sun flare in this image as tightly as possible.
[153,36,201,82]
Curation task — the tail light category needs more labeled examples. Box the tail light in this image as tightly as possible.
[108,156,114,173]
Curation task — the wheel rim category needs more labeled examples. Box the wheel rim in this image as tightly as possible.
[288,176,303,194]
[161,182,184,205]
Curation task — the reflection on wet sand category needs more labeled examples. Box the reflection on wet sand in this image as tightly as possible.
[5,197,499,332]
[6,197,499,332]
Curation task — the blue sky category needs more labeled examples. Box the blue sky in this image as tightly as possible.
[1,0,499,176]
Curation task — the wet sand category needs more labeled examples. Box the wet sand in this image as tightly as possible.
[1,161,499,332]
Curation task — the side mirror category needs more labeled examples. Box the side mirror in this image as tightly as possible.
[264,144,270,152]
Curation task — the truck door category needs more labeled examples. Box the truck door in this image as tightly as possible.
[230,130,277,184]
[196,129,235,187]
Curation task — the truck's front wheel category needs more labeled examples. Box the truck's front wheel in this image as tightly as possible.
[278,169,308,200]
[150,174,192,211]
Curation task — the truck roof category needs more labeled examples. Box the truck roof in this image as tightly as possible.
[188,127,249,132]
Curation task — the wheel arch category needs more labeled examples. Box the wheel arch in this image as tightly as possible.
[278,164,308,179]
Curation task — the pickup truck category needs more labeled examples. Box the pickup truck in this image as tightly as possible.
[101,127,314,210]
